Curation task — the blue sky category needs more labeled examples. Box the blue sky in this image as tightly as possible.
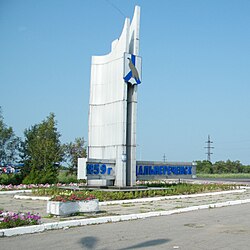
[1,0,250,164]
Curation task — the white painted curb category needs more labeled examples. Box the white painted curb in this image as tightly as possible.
[14,195,50,201]
[1,197,250,237]
[0,190,32,195]
[240,186,250,189]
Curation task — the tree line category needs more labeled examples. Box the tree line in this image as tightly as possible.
[196,160,250,174]
[0,107,86,184]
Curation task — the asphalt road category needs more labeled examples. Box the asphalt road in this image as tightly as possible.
[1,203,250,250]
[194,177,250,185]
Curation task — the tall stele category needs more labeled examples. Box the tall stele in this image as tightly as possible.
[87,6,141,187]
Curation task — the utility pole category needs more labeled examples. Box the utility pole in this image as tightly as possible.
[163,153,166,162]
[205,135,214,162]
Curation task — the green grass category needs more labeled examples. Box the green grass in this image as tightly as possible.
[155,208,165,211]
[197,173,250,178]
[174,205,185,209]
[121,204,135,207]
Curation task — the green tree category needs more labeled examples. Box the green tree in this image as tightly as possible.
[196,160,213,174]
[0,107,20,165]
[214,160,243,174]
[64,137,86,174]
[242,165,250,173]
[21,113,64,184]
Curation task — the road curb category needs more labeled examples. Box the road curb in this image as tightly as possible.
[14,194,50,201]
[1,197,250,237]
[0,190,32,195]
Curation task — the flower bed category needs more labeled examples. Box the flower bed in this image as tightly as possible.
[0,182,86,191]
[47,193,99,216]
[50,193,96,202]
[0,211,41,229]
[32,183,238,202]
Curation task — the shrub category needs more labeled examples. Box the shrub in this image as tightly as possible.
[22,168,58,184]
[0,174,23,185]
[57,171,78,184]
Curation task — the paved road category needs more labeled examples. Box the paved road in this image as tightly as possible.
[1,203,250,250]
[193,177,250,185]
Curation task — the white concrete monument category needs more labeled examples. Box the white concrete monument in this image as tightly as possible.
[86,6,141,187]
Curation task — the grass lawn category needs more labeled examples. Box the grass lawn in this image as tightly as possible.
[197,173,250,179]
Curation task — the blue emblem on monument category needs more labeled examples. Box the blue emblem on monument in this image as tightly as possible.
[123,53,142,85]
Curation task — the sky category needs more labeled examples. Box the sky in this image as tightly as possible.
[1,0,250,164]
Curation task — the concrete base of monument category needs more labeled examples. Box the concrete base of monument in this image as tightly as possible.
[87,179,114,187]
[102,186,148,190]
[58,185,168,192]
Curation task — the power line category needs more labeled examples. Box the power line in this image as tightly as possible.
[105,0,126,18]
[215,139,250,144]
[205,135,214,162]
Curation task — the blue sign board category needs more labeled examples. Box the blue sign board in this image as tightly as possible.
[136,165,193,176]
[86,160,196,181]
[86,163,113,175]
[136,161,196,180]
[86,159,116,180]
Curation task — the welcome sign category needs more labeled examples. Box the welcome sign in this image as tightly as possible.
[136,161,196,180]
[79,5,197,187]
[86,160,196,181]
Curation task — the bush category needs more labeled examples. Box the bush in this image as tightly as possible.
[57,171,78,184]
[22,168,58,184]
[0,174,23,185]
